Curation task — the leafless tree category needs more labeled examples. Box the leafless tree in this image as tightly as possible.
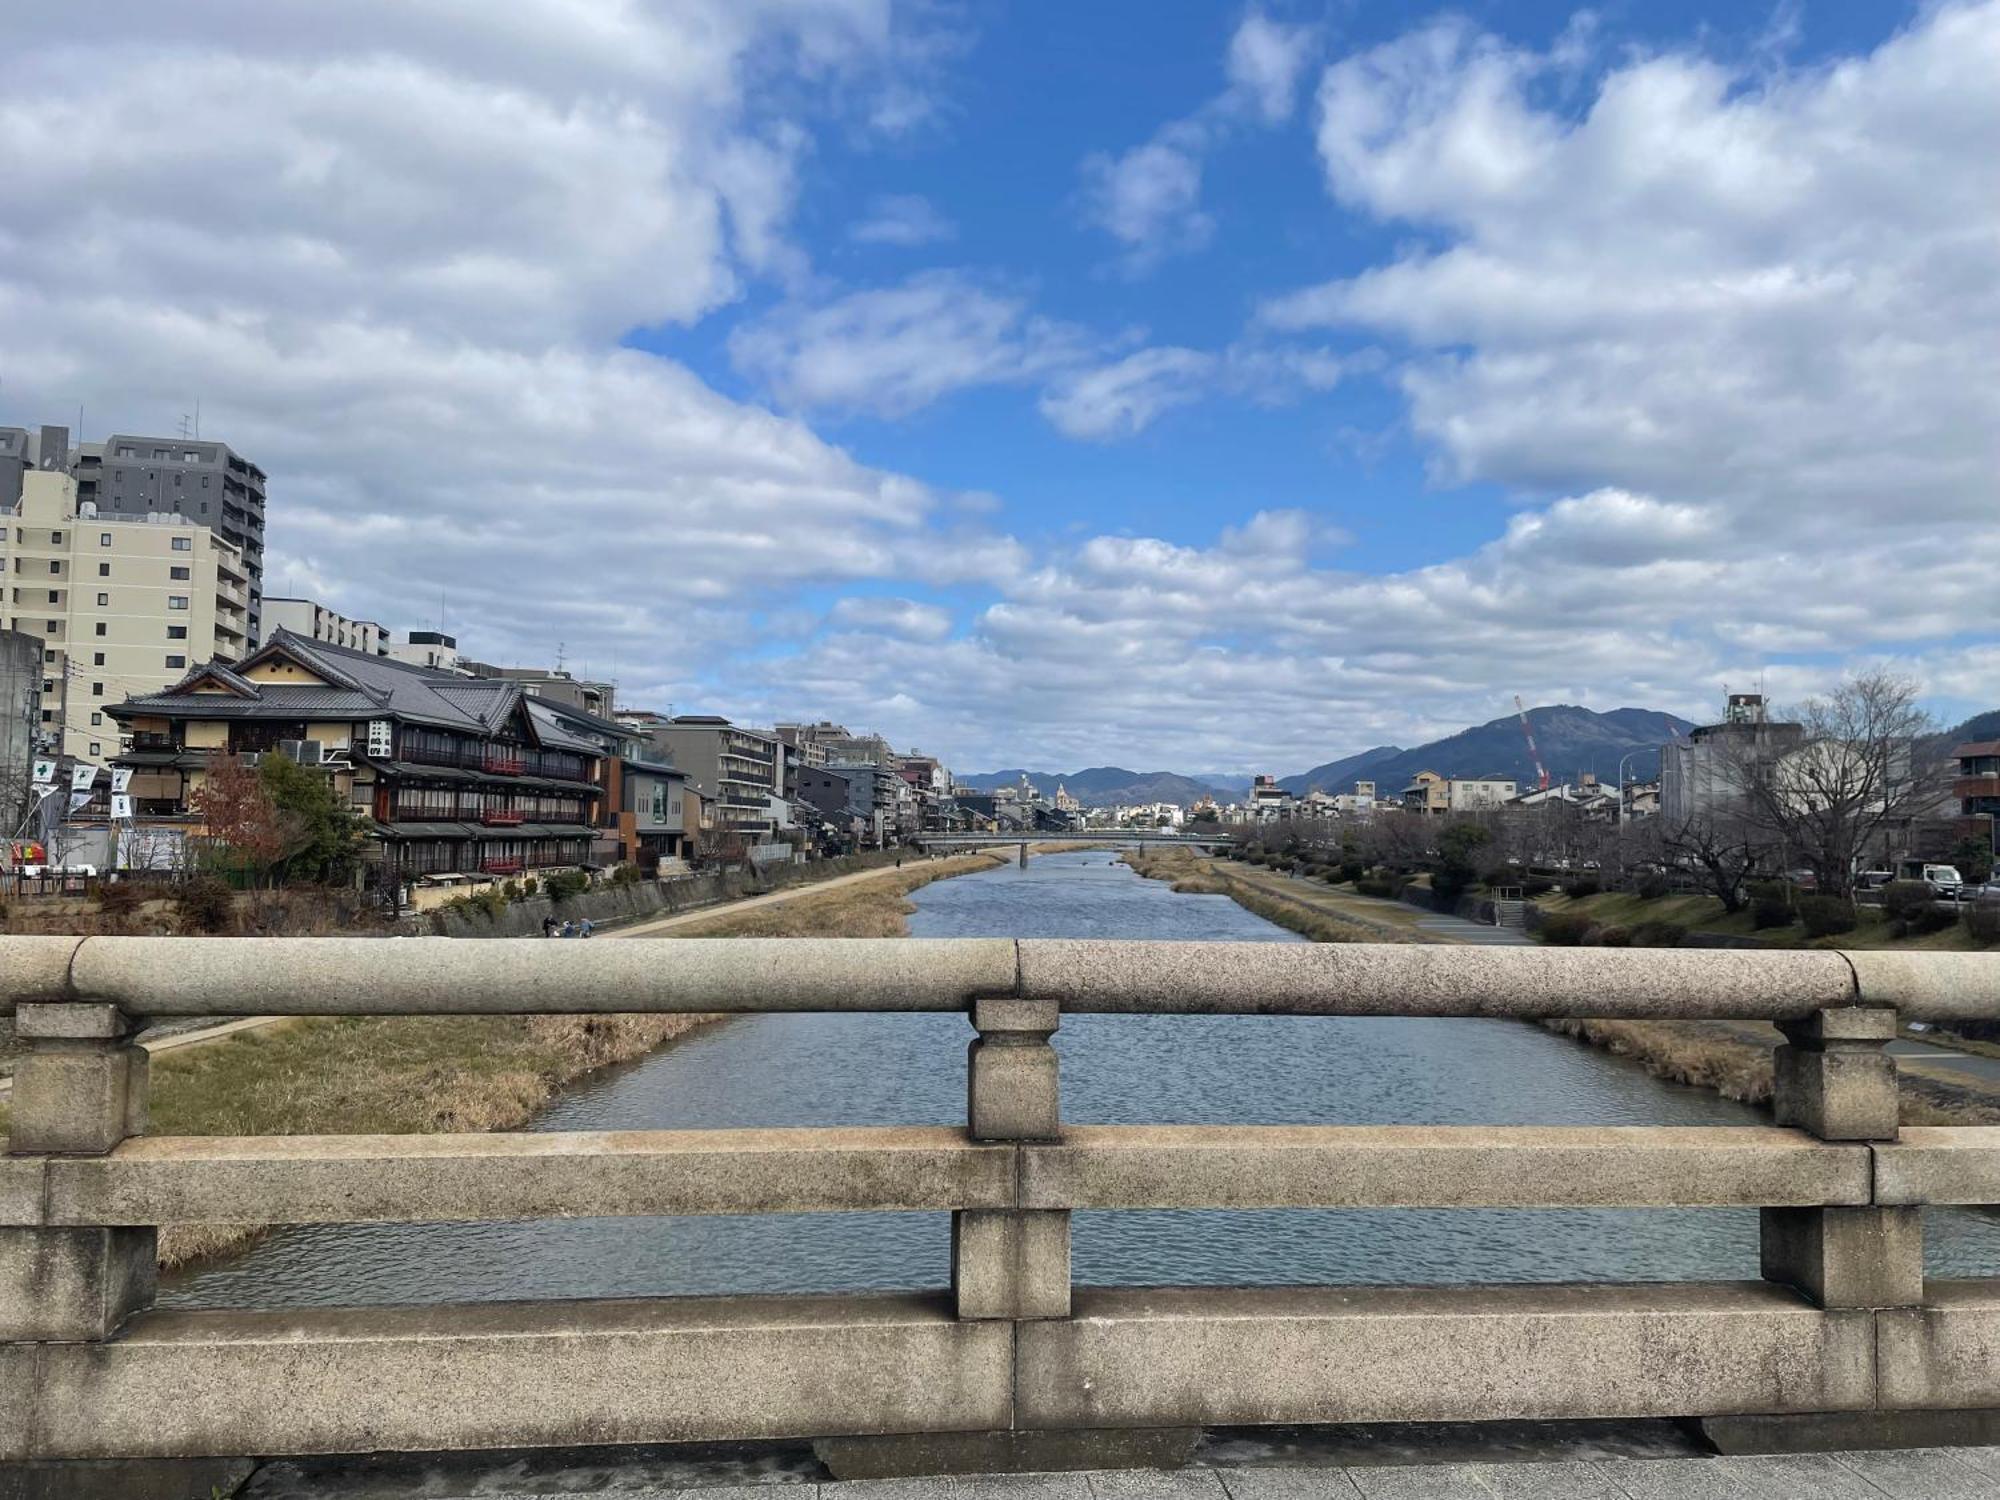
[1664,809,1765,913]
[1738,671,1941,900]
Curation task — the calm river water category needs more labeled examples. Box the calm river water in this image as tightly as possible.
[164,850,2000,1308]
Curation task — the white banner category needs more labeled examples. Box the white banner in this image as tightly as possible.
[111,794,133,820]
[32,759,56,785]
[70,764,97,792]
[111,768,133,794]
[68,790,93,814]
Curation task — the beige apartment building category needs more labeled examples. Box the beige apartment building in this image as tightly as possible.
[1,470,249,763]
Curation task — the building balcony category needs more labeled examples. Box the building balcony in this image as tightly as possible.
[480,857,524,875]
[482,754,526,776]
[481,809,526,826]
[1956,776,2000,801]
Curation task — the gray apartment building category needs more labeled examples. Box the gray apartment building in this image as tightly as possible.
[638,715,780,840]
[1,628,38,835]
[1660,693,1806,829]
[0,425,268,645]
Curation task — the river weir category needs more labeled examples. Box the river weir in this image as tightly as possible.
[162,849,2000,1309]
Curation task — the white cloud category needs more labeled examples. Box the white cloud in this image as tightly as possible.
[1077,10,1317,268]
[1269,3,2000,526]
[848,193,957,246]
[1226,11,1317,124]
[729,270,1094,417]
[829,596,954,639]
[0,0,1005,717]
[1038,348,1216,440]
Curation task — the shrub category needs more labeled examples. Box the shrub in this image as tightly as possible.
[96,881,146,919]
[1520,875,1556,898]
[1749,881,1793,930]
[501,880,523,901]
[1797,895,1858,939]
[610,864,645,887]
[174,876,237,935]
[1355,875,1404,900]
[1596,925,1632,947]
[1967,899,2000,947]
[1339,861,1367,884]
[1562,877,1601,900]
[1881,881,1936,924]
[1634,873,1669,900]
[520,876,538,897]
[1631,919,1689,948]
[543,870,590,903]
[1539,913,1594,946]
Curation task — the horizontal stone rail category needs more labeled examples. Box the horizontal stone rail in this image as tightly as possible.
[3,938,2000,1473]
[4,934,1998,1019]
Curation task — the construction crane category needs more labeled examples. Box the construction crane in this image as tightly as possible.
[1514,695,1551,791]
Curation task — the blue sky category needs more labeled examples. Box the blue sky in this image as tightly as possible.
[3,1,1994,772]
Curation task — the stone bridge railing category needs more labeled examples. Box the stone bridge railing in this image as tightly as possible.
[3,936,2000,1470]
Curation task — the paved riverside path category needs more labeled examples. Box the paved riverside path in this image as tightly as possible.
[250,1449,2000,1498]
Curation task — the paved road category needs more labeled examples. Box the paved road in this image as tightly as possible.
[250,1450,2000,1498]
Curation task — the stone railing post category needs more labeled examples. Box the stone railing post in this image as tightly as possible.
[1,1001,156,1341]
[954,996,1068,1321]
[1761,1006,1920,1310]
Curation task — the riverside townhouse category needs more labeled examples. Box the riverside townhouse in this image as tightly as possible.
[107,631,606,889]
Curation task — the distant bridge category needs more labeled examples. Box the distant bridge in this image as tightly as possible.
[913,831,1232,853]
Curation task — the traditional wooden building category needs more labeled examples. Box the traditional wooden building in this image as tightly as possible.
[107,630,603,886]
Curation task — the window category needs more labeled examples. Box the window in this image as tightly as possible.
[89,712,102,727]
[96,592,108,606]
[174,474,182,487]
[94,623,106,637]
[171,537,191,552]
[182,452,199,463]
[165,655,186,669]
[99,533,112,547]
[98,563,110,577]
[92,652,104,666]
[168,595,188,610]
[201,477,209,489]
[41,679,52,694]
[116,446,135,458]
[152,449,168,459]
[46,590,58,603]
[42,650,53,664]
[169,566,189,580]
[50,531,62,545]
[48,561,60,574]
[167,625,187,640]
[91,683,103,697]
[46,622,59,635]
[40,709,52,723]
[89,743,101,757]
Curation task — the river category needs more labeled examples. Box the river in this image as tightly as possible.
[163,849,2000,1308]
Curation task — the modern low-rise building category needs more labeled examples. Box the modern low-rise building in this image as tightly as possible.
[2,470,251,763]
[1954,742,2000,847]
[1660,694,1806,829]
[263,597,389,657]
[636,715,781,840]
[107,631,603,889]
[463,661,614,719]
[1401,770,1448,816]
[389,630,465,674]
[1445,776,1518,813]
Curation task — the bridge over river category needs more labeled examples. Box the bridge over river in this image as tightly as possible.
[6,852,2000,1496]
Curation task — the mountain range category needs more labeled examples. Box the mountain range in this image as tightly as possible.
[965,704,1696,807]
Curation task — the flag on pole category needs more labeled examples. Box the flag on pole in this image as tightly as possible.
[32,759,56,785]
[70,764,96,793]
[111,768,133,794]
[111,794,134,820]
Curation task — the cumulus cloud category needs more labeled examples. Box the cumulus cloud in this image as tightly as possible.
[829,596,954,639]
[848,193,957,246]
[1078,10,1317,268]
[0,0,1010,714]
[1268,3,2000,524]
[1038,347,1216,440]
[729,270,1094,417]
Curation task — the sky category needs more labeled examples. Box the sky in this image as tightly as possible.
[2,0,1996,775]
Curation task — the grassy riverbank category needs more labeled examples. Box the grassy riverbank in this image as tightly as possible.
[0,848,1012,1267]
[1536,888,1986,951]
[1121,847,1418,942]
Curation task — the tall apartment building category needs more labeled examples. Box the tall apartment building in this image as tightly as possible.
[1660,693,1805,828]
[639,715,780,839]
[264,597,389,656]
[0,424,268,644]
[1,470,250,762]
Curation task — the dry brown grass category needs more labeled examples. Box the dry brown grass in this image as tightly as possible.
[669,851,1008,938]
[1122,848,1411,943]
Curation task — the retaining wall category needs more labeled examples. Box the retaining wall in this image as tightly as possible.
[429,849,909,939]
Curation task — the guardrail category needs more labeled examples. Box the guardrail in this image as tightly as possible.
[2,937,2000,1470]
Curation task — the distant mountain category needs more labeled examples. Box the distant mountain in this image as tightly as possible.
[1944,709,2000,745]
[1278,706,1696,797]
[956,766,1240,807]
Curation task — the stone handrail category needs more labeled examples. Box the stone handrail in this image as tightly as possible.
[3,937,2000,1477]
[1,934,1994,1018]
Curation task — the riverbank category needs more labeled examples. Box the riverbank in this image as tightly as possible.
[0,849,1015,1268]
[1121,846,1422,942]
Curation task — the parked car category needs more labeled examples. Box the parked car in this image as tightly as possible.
[1786,869,1819,891]
[1856,869,1895,891]
[1895,860,1965,899]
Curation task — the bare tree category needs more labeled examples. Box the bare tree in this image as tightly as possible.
[1665,810,1763,913]
[1739,672,1940,900]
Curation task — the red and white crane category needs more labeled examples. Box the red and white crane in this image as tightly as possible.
[1514,694,1551,792]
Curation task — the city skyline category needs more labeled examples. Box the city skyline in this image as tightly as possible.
[1,2,1994,770]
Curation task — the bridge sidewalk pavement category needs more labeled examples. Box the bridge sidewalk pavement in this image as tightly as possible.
[246,1448,2000,1499]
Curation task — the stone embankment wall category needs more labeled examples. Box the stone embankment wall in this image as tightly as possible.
[428,849,906,939]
